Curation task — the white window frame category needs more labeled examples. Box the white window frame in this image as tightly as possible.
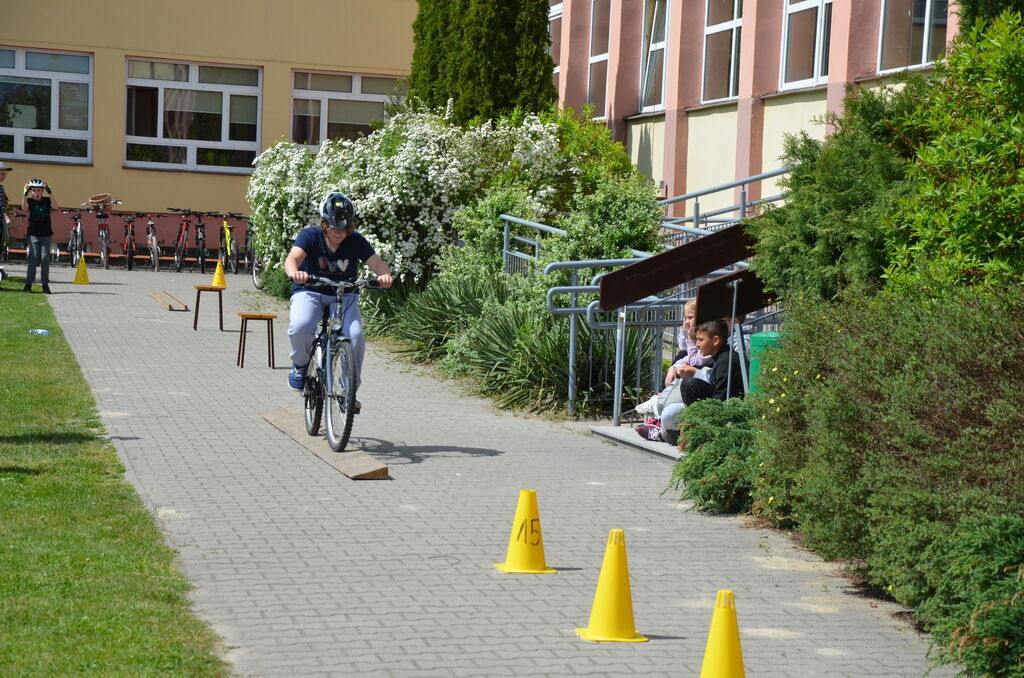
[780,0,833,90]
[702,0,742,104]
[124,58,261,174]
[587,0,610,120]
[291,71,397,152]
[0,46,93,165]
[550,2,563,85]
[640,0,669,112]
[877,0,947,75]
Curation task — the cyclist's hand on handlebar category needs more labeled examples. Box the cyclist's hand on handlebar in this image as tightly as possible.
[375,274,393,289]
[289,269,310,284]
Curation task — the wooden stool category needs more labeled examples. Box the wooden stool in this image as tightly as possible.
[236,312,277,368]
[193,285,224,331]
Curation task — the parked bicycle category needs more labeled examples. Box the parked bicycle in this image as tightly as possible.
[301,275,382,452]
[116,212,148,271]
[84,194,121,269]
[63,209,85,267]
[247,220,265,289]
[217,212,242,274]
[145,214,162,271]
[193,211,210,274]
[168,207,198,273]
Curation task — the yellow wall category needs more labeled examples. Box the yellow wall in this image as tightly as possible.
[684,105,738,215]
[760,90,828,199]
[626,115,665,190]
[0,0,415,214]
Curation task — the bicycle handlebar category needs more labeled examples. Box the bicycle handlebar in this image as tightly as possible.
[306,275,382,291]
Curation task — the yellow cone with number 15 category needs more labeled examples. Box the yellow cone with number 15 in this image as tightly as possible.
[494,489,556,573]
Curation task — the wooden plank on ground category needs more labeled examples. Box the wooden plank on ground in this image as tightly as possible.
[148,290,188,311]
[262,405,389,480]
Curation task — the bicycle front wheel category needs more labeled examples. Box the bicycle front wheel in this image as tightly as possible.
[174,241,184,272]
[197,238,206,274]
[69,233,80,268]
[126,239,135,271]
[149,236,159,271]
[251,252,265,290]
[324,339,357,452]
[303,350,323,436]
[229,240,239,274]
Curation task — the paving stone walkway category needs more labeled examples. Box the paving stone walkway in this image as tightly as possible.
[17,261,955,677]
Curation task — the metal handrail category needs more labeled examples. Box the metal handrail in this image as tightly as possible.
[658,166,794,207]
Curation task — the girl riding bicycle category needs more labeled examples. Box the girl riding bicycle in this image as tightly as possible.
[284,192,393,394]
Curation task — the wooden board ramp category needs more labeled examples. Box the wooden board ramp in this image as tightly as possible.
[262,405,389,480]
[149,290,188,311]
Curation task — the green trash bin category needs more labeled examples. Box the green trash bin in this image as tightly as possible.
[748,331,781,393]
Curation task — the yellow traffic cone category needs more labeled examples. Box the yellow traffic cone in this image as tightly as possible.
[494,489,556,574]
[72,257,90,284]
[576,529,648,642]
[211,260,227,288]
[699,590,745,677]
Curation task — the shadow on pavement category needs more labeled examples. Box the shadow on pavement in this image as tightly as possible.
[357,437,505,465]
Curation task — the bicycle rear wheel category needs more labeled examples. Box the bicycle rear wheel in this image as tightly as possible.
[69,233,80,268]
[251,250,265,290]
[325,338,357,452]
[174,240,184,272]
[99,232,109,269]
[303,348,323,436]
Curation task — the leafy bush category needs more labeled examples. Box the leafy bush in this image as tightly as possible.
[886,13,1024,289]
[666,398,758,514]
[245,142,316,270]
[746,79,927,302]
[752,283,1024,674]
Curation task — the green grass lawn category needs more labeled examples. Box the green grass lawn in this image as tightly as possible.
[0,275,228,676]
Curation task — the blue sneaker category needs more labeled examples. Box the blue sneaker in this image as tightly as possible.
[288,364,305,391]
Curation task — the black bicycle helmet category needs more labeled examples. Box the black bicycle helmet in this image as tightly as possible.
[318,192,356,230]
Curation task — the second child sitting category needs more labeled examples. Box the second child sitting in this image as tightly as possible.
[637,317,745,445]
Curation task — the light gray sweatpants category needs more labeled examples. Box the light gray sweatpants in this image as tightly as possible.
[288,289,366,387]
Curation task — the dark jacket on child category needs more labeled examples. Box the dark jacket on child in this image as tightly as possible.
[681,346,745,406]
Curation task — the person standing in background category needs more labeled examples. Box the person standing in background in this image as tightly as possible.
[21,178,58,294]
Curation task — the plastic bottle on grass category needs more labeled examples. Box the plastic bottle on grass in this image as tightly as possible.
[28,329,49,336]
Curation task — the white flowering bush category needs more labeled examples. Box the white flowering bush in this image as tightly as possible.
[245,142,317,269]
[248,105,565,280]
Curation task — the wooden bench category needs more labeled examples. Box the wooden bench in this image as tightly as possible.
[193,285,224,331]
[236,312,277,368]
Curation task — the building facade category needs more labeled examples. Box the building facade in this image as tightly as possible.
[0,0,415,231]
[550,0,959,214]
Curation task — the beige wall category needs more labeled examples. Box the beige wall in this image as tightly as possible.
[0,0,415,216]
[684,105,738,214]
[625,115,665,189]
[760,90,828,198]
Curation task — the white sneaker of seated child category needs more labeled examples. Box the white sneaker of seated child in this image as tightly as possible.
[634,393,660,415]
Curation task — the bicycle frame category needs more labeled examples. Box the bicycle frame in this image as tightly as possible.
[168,208,192,272]
[120,214,137,269]
[63,210,84,267]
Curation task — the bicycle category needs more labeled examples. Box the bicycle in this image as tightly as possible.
[63,209,85,268]
[117,212,147,271]
[217,212,241,274]
[145,214,162,271]
[193,210,209,274]
[85,194,121,269]
[247,220,265,290]
[301,275,382,452]
[167,207,197,273]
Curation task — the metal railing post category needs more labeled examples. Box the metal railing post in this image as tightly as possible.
[502,220,510,274]
[612,309,626,426]
[739,185,748,220]
[726,278,741,397]
[568,270,578,415]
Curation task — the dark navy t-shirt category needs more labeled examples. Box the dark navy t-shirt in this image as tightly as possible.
[291,227,375,294]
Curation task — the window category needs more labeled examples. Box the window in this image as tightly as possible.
[879,0,947,72]
[0,47,92,163]
[781,0,832,88]
[703,0,742,103]
[588,0,610,118]
[640,0,668,111]
[550,2,563,94]
[125,59,260,172]
[291,71,403,148]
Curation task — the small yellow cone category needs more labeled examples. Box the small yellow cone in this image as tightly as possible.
[72,257,90,284]
[210,260,227,288]
[699,590,745,677]
[495,489,556,574]
[576,529,648,642]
